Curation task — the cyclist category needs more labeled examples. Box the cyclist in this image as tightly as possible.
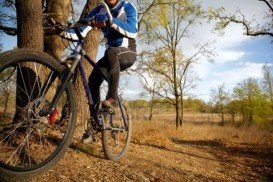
[82,0,138,142]
[87,0,138,109]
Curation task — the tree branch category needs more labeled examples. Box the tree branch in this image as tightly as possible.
[0,24,17,36]
[259,0,273,12]
[222,15,273,37]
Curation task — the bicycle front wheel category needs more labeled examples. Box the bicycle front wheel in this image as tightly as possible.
[0,49,77,181]
[102,101,132,161]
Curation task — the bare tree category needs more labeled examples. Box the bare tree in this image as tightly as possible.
[210,84,230,125]
[262,63,273,109]
[138,0,212,128]
[136,54,162,121]
[0,69,14,116]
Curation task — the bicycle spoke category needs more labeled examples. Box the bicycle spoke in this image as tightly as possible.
[6,129,32,165]
[18,64,31,102]
[30,63,42,100]
[26,130,32,166]
[14,139,25,166]
[0,122,24,145]
[41,71,54,98]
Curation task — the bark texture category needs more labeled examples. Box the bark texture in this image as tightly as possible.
[74,0,101,124]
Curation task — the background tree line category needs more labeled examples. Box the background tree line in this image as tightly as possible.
[129,63,273,127]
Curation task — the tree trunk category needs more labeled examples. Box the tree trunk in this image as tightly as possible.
[175,104,179,129]
[174,92,180,129]
[221,113,224,125]
[148,101,154,121]
[179,108,183,127]
[148,90,155,121]
[148,100,154,121]
[74,0,101,124]
[15,0,43,115]
[179,92,184,127]
[172,52,180,129]
[3,93,10,116]
[16,0,43,50]
[249,113,253,124]
[44,0,71,60]
[221,104,225,125]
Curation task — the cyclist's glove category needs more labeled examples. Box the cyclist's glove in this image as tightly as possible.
[94,15,108,24]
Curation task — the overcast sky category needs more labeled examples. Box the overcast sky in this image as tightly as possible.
[1,0,272,102]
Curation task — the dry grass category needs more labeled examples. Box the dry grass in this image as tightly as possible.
[132,119,273,149]
[130,109,243,124]
[131,121,175,148]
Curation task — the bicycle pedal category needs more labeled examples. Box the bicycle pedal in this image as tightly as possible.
[81,132,92,144]
[81,132,99,144]
[92,135,99,143]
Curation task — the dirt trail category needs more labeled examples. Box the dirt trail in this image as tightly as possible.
[31,138,273,182]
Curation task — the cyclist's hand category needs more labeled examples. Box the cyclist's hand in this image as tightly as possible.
[92,15,108,28]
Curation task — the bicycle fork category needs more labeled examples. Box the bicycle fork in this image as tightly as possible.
[40,41,85,117]
[39,66,74,117]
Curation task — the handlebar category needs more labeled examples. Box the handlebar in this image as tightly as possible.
[44,1,113,37]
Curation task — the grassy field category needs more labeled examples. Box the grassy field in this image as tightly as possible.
[132,120,273,148]
[130,108,245,124]
[130,108,273,150]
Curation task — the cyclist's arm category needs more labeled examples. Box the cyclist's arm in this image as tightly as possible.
[86,5,102,19]
[110,3,138,39]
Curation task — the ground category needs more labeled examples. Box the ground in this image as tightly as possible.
[30,122,273,182]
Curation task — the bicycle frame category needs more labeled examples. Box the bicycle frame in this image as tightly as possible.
[42,33,107,116]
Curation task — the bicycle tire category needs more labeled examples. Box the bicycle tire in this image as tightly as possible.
[0,49,77,181]
[102,102,132,161]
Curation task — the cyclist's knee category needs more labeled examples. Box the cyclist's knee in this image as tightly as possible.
[105,48,119,60]
[89,69,100,82]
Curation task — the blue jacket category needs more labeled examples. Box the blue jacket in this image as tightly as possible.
[87,0,138,51]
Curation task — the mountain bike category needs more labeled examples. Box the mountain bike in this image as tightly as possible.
[0,2,131,181]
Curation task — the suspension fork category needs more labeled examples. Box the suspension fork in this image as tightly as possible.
[40,42,84,116]
[40,67,75,116]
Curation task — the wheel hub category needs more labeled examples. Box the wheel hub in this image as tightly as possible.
[26,98,50,130]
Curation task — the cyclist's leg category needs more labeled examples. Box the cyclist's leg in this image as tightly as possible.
[118,48,137,71]
[104,47,137,102]
[88,57,108,105]
[83,57,108,140]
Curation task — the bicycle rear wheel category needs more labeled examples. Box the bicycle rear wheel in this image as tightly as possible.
[102,101,132,161]
[0,49,76,181]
